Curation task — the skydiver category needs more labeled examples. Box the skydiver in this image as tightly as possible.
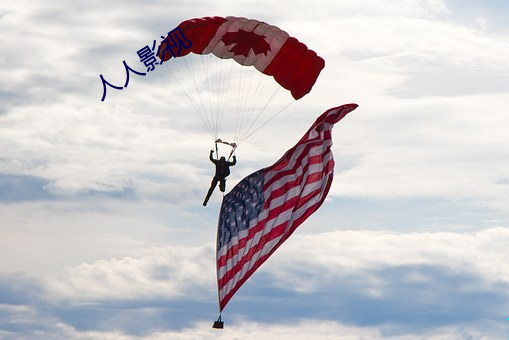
[203,149,236,206]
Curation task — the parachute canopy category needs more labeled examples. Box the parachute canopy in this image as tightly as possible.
[158,16,325,100]
[157,17,325,146]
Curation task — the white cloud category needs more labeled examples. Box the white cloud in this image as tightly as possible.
[142,320,501,340]
[4,317,503,340]
[0,200,217,274]
[1,225,508,338]
[43,244,216,302]
[36,227,509,317]
[330,93,509,210]
[266,227,509,292]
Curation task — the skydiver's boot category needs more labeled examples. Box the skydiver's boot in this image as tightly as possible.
[203,190,212,206]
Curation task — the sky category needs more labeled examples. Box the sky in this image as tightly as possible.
[1,0,508,339]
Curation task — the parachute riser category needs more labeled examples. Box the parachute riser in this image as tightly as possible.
[215,138,237,161]
[227,147,236,162]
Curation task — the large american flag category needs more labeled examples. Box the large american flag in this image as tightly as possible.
[216,104,358,311]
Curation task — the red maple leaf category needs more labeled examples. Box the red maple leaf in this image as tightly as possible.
[221,30,271,57]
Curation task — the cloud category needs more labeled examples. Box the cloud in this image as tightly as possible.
[35,319,505,340]
[229,227,509,333]
[329,93,509,209]
[269,227,509,287]
[0,227,503,338]
[43,244,216,302]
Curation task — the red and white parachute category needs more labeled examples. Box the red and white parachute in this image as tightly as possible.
[158,16,325,148]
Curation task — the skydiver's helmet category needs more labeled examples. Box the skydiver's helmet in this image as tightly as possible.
[220,157,226,162]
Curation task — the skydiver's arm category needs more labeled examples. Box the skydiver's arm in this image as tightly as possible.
[229,156,237,166]
[209,150,215,162]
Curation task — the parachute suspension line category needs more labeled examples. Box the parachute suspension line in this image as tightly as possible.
[163,59,214,141]
[242,82,282,137]
[240,99,295,144]
[218,58,230,140]
[236,66,261,143]
[231,64,271,145]
[227,144,237,162]
[223,61,236,138]
[200,54,216,140]
[238,66,310,143]
[232,76,292,147]
[204,54,222,140]
[207,55,219,140]
[212,56,222,140]
[235,73,274,144]
[233,65,245,143]
[162,60,215,141]
[234,64,245,143]
[213,56,234,142]
[239,66,255,135]
[180,56,217,141]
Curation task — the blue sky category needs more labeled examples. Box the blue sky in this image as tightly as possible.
[1,0,509,339]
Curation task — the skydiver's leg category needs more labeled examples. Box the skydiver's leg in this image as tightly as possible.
[203,178,219,206]
[219,178,226,192]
